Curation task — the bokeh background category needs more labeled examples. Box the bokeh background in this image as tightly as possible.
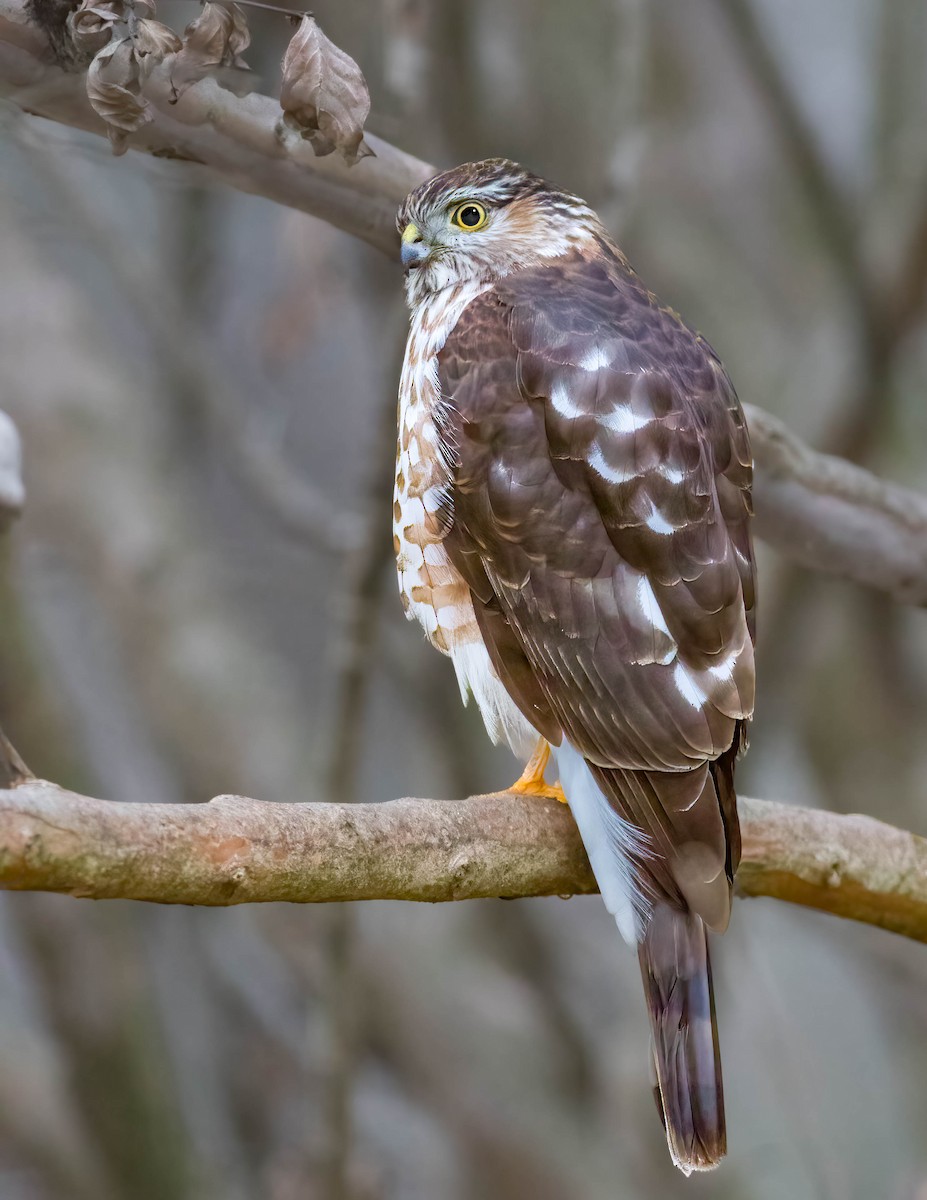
[2,0,927,1197]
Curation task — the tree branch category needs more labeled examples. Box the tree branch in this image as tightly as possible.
[0,776,925,943]
[745,404,927,605]
[0,725,32,787]
[0,0,430,256]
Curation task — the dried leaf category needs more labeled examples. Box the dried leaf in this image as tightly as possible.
[86,35,152,155]
[135,17,182,60]
[279,15,374,166]
[67,0,123,57]
[66,0,159,60]
[170,2,251,102]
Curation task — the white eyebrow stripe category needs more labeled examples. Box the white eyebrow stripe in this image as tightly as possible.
[453,181,515,203]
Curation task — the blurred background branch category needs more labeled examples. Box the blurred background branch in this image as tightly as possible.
[746,403,927,604]
[0,410,24,533]
[0,725,30,787]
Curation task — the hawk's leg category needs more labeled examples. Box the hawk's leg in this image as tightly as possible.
[508,738,567,803]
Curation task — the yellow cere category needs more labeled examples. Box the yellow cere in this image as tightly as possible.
[451,202,488,231]
[401,223,422,244]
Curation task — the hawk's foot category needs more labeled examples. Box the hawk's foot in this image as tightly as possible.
[508,739,568,803]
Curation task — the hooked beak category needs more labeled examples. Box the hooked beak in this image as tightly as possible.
[401,222,429,270]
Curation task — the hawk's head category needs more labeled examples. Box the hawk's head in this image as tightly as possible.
[397,158,604,305]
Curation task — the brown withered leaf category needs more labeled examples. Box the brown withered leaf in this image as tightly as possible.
[135,17,182,60]
[86,35,152,155]
[67,0,123,58]
[169,2,251,102]
[279,15,374,166]
[67,0,159,61]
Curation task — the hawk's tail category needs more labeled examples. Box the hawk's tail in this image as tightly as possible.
[638,903,726,1175]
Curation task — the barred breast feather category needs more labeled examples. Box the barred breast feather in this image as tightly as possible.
[394,279,538,758]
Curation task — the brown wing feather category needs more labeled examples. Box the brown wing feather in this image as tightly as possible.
[438,250,755,926]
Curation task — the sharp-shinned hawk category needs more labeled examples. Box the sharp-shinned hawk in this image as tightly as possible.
[394,158,756,1174]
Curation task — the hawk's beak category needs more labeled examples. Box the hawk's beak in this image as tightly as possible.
[401,223,429,270]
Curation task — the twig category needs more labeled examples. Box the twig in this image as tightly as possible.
[0,724,32,786]
[0,408,24,529]
[708,0,872,329]
[889,189,927,338]
[230,0,311,18]
[1,780,927,943]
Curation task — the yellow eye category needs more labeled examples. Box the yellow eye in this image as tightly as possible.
[451,201,488,231]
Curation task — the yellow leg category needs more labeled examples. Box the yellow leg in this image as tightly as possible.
[508,738,568,803]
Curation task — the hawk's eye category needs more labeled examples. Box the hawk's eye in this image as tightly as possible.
[451,202,488,231]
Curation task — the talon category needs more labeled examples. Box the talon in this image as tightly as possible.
[522,780,569,804]
[509,737,550,794]
[507,740,569,803]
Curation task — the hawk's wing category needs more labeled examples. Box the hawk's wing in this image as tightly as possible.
[437,254,755,926]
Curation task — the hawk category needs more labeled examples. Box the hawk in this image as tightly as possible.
[394,159,755,1174]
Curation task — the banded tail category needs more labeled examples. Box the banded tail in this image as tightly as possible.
[555,738,736,1175]
[638,904,725,1174]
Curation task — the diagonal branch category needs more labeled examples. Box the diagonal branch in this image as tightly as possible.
[1,777,926,943]
[0,724,32,787]
[708,0,871,318]
[0,0,429,255]
[745,404,927,605]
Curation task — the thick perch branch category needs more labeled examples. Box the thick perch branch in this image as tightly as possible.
[3,0,927,602]
[1,778,926,943]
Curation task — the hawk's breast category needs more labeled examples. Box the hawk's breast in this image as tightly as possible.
[395,281,538,758]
